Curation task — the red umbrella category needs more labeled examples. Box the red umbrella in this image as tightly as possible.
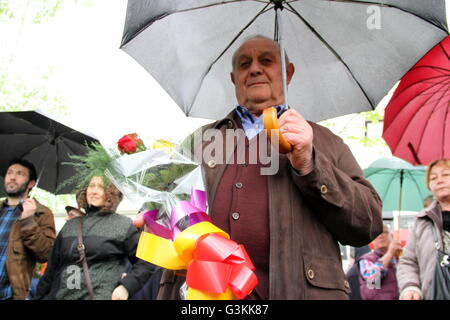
[383,35,450,165]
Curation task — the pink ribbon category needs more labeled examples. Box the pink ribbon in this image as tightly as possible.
[143,189,211,240]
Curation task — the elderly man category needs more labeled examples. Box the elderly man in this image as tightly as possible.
[0,158,55,300]
[158,35,383,300]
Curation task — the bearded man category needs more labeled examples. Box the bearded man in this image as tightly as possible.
[0,158,55,300]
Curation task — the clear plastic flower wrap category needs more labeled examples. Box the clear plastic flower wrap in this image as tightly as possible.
[104,138,204,236]
[105,134,258,300]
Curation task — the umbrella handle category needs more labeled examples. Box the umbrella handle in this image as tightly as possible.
[263,107,292,154]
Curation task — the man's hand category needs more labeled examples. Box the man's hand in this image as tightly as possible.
[21,199,37,219]
[402,290,422,300]
[112,284,129,300]
[278,109,314,175]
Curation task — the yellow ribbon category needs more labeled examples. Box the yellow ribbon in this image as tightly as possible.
[136,221,235,299]
[136,221,229,270]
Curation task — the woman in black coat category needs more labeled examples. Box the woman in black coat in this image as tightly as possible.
[34,175,156,300]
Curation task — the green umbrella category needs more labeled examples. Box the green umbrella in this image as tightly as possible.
[364,157,432,212]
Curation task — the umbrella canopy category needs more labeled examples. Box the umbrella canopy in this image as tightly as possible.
[120,0,448,121]
[383,35,450,165]
[0,111,98,195]
[364,156,432,212]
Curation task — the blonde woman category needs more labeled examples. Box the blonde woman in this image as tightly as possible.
[397,158,450,300]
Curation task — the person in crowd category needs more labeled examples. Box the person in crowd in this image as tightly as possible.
[397,158,450,300]
[358,224,402,300]
[34,144,156,300]
[0,158,55,300]
[346,245,370,300]
[157,34,383,300]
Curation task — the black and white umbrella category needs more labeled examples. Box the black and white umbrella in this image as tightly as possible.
[120,0,448,121]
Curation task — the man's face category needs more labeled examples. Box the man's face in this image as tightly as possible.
[230,37,294,116]
[4,164,34,198]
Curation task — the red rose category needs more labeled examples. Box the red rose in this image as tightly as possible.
[117,133,146,154]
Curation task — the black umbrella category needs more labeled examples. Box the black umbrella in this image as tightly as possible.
[120,0,448,121]
[0,111,98,195]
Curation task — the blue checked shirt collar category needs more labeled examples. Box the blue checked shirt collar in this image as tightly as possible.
[235,105,288,140]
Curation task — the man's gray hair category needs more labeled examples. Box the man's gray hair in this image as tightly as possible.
[231,34,290,70]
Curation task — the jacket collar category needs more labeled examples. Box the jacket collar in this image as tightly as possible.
[417,199,443,226]
[212,109,240,130]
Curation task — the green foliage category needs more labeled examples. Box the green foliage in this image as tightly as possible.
[30,188,75,215]
[31,0,63,24]
[0,0,86,24]
[0,1,14,21]
[138,162,198,193]
[60,142,117,192]
[0,72,67,115]
[141,193,190,213]
[320,109,388,149]
[0,0,92,213]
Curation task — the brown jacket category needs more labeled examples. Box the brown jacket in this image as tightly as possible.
[1,199,56,299]
[158,111,383,300]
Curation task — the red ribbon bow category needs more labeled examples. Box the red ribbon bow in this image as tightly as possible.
[186,233,258,299]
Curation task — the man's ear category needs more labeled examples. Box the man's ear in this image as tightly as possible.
[230,72,236,85]
[27,180,36,192]
[287,63,295,85]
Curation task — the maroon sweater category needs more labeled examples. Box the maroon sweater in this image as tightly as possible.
[210,133,270,300]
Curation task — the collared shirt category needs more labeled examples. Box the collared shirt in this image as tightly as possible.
[0,203,21,300]
[235,105,288,140]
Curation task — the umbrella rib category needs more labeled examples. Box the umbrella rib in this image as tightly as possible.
[411,79,450,158]
[121,0,271,47]
[285,1,374,109]
[389,75,449,131]
[441,41,450,61]
[443,88,450,157]
[187,2,274,115]
[384,74,449,130]
[57,130,95,146]
[13,139,50,160]
[389,66,449,101]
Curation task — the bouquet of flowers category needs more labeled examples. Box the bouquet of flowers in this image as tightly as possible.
[105,133,258,300]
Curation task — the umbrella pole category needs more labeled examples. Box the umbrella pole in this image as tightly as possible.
[275,4,289,109]
[394,170,404,257]
[395,170,403,234]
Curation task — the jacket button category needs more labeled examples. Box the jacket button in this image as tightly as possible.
[231,212,240,220]
[235,182,243,189]
[207,160,216,168]
[320,185,328,194]
[307,269,315,280]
